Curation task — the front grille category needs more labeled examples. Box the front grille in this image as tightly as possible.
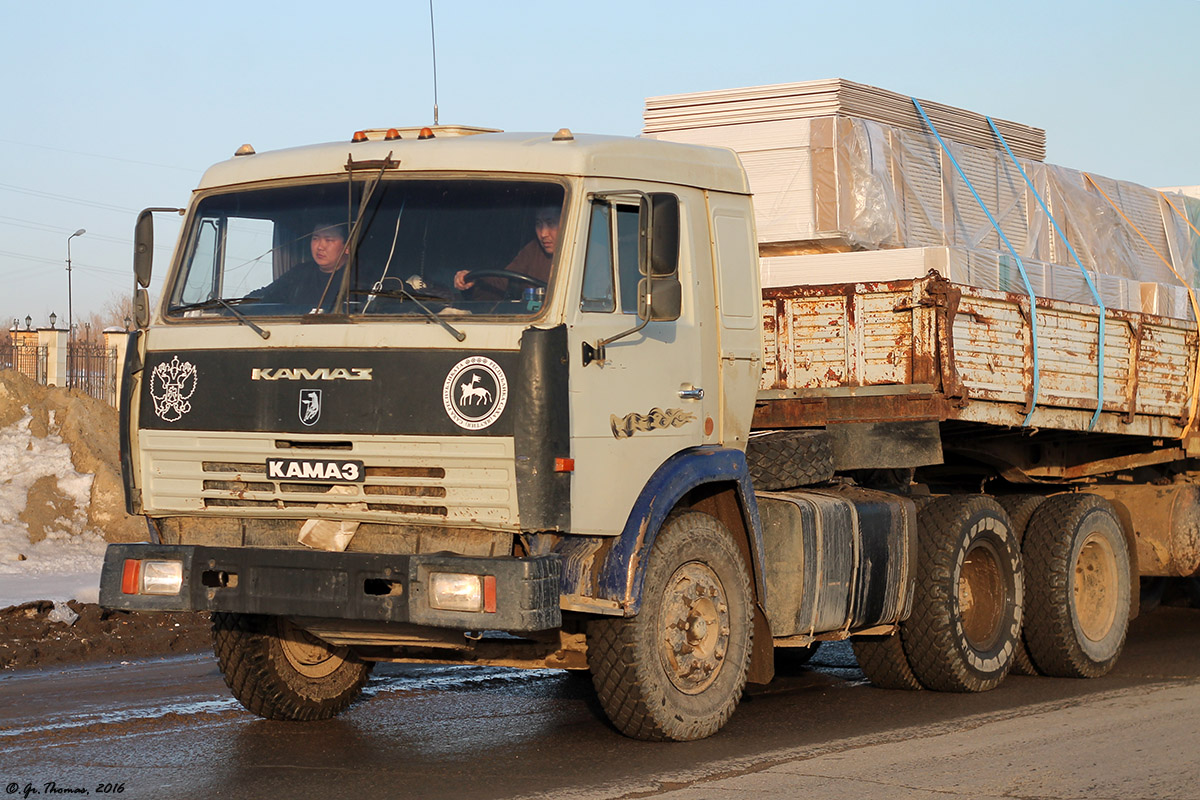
[142,431,517,528]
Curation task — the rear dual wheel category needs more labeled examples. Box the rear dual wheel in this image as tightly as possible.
[901,495,1023,692]
[856,495,1023,692]
[1023,494,1130,678]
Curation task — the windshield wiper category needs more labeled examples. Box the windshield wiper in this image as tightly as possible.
[352,283,465,342]
[169,297,260,313]
[169,297,270,340]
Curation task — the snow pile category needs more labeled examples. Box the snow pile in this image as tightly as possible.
[0,370,143,609]
[0,406,107,606]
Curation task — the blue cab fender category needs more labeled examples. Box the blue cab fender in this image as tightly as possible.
[596,445,766,615]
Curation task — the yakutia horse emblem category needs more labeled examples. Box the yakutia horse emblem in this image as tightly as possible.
[442,356,508,431]
[458,373,493,406]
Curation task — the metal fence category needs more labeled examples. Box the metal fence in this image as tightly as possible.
[1,344,48,384]
[1,342,118,406]
[68,342,119,406]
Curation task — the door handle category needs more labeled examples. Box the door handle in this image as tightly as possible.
[678,386,705,400]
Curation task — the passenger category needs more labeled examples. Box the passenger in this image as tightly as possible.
[253,223,349,310]
[453,206,560,299]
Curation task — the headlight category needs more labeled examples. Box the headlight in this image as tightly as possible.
[140,560,184,595]
[428,572,496,612]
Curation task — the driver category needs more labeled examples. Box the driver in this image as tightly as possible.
[252,222,349,310]
[453,205,559,299]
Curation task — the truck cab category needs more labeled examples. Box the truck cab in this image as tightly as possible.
[105,127,786,739]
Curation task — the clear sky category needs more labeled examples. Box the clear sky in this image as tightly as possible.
[2,0,1196,328]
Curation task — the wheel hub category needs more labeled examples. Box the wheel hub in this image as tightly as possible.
[1074,531,1119,642]
[660,562,730,694]
[278,619,348,679]
[958,542,1006,650]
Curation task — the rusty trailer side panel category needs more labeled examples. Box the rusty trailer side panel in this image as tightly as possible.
[756,274,1198,439]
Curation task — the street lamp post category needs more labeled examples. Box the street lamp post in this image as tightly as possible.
[66,229,85,388]
[66,229,86,345]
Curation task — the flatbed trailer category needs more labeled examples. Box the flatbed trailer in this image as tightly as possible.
[757,270,1197,440]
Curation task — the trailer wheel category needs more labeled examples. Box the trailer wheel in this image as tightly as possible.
[996,494,1047,677]
[745,430,834,491]
[212,613,373,721]
[1023,494,1130,678]
[853,632,923,690]
[902,495,1022,692]
[587,511,753,741]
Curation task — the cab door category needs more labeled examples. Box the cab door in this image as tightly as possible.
[566,188,717,535]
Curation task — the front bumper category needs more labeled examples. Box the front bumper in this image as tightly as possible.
[100,544,561,633]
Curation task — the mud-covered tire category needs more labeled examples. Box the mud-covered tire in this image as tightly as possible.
[996,494,1048,677]
[901,495,1023,692]
[853,632,923,690]
[587,511,753,741]
[1023,494,1130,679]
[212,613,373,721]
[745,430,834,491]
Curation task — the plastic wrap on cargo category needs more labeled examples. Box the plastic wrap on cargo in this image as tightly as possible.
[817,115,1197,318]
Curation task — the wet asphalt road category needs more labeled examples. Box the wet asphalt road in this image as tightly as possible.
[3,606,1200,800]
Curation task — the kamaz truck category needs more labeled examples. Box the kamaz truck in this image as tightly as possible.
[101,118,1195,741]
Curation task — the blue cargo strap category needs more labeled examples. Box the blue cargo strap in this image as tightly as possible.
[987,117,1106,431]
[911,98,1040,426]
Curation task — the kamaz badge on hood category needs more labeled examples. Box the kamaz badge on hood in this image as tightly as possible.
[442,356,508,431]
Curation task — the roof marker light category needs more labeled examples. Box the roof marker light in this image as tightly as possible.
[385,128,402,141]
[234,144,256,156]
[418,127,435,140]
[552,128,574,142]
[351,130,369,143]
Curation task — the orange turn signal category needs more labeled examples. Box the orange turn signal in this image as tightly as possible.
[121,559,141,594]
[554,458,575,472]
[483,575,497,613]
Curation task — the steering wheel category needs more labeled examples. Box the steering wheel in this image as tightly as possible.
[463,270,546,290]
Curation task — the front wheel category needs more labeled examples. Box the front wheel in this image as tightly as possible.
[212,613,373,721]
[587,511,753,741]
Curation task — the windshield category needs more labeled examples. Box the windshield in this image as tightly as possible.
[166,178,566,319]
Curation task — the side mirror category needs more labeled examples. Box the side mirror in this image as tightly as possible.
[133,209,155,289]
[134,206,184,289]
[638,276,682,321]
[639,193,680,277]
[133,288,150,328]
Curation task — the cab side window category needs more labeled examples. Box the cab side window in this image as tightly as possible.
[581,203,615,312]
[580,200,641,314]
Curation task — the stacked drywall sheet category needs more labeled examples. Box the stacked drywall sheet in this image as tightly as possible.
[644,79,1046,159]
[643,81,1200,321]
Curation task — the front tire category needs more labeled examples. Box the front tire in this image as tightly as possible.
[1023,494,1130,678]
[212,613,373,721]
[587,511,753,741]
[902,495,1023,692]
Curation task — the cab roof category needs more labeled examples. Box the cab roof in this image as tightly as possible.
[197,129,750,195]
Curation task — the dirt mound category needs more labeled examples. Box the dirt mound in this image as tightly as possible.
[0,602,211,669]
[0,369,142,543]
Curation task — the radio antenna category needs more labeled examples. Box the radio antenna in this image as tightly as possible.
[429,0,439,125]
